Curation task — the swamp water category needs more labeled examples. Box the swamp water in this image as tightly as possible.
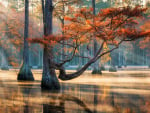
[0,70,150,113]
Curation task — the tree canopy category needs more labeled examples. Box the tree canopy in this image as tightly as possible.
[28,6,150,80]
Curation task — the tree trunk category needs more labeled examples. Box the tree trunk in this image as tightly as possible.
[109,52,117,72]
[0,47,9,70]
[41,0,60,90]
[41,47,60,90]
[92,0,102,74]
[17,0,34,81]
[61,18,65,61]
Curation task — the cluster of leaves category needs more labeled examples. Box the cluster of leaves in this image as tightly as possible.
[64,6,150,47]
[28,34,69,45]
[139,19,150,55]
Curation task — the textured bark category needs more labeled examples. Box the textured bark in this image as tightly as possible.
[17,0,34,81]
[41,47,60,90]
[41,0,60,90]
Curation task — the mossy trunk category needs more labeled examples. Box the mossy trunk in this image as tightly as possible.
[41,47,60,90]
[17,0,34,81]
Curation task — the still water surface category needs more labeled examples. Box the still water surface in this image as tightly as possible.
[0,70,150,113]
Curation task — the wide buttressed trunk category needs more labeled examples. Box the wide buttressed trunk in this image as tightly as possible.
[17,0,34,81]
[41,0,60,90]
[41,47,60,90]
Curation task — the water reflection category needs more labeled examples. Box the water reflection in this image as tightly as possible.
[42,94,92,113]
[0,79,150,113]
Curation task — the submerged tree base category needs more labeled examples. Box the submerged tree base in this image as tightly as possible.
[41,74,60,90]
[100,66,105,71]
[109,66,117,72]
[1,66,9,70]
[118,65,122,68]
[17,63,34,81]
[92,69,102,74]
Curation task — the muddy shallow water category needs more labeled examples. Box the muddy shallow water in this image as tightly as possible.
[0,70,150,113]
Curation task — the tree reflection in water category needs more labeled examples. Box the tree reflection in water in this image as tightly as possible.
[43,94,92,113]
[0,79,150,113]
[20,83,92,113]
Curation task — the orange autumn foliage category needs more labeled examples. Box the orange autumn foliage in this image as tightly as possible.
[138,19,150,55]
[63,6,150,45]
[28,34,70,45]
[29,6,150,64]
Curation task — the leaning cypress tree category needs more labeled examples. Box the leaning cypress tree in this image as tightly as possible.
[28,6,150,90]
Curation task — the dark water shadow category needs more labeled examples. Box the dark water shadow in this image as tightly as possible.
[42,93,92,113]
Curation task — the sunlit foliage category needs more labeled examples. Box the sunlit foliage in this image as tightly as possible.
[29,5,150,80]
